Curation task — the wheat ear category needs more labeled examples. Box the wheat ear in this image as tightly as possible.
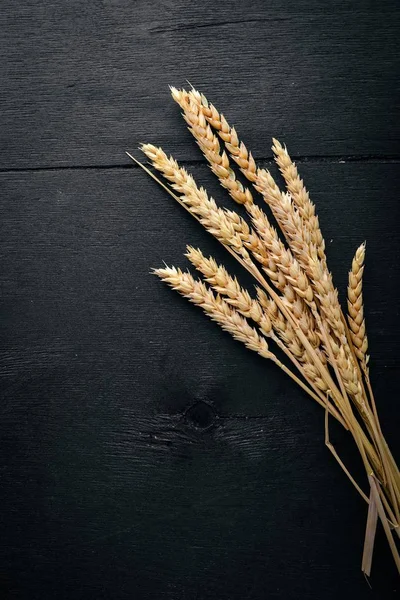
[347,243,369,366]
[271,137,326,263]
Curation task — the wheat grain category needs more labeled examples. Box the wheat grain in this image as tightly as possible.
[256,288,331,393]
[347,243,369,364]
[257,290,303,359]
[248,203,314,303]
[254,170,318,266]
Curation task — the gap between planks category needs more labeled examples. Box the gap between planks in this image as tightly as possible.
[0,155,399,175]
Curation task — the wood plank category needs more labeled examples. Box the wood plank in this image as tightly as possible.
[1,162,399,595]
[0,0,399,169]
[1,162,399,420]
[1,400,399,598]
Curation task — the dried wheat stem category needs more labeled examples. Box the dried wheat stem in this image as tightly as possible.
[369,476,400,574]
[362,487,378,576]
[365,374,400,489]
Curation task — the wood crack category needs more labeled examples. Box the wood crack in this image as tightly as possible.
[0,155,399,174]
[151,17,290,35]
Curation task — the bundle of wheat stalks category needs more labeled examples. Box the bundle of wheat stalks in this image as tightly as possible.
[127,86,400,575]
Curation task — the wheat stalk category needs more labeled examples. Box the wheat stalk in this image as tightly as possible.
[128,85,400,576]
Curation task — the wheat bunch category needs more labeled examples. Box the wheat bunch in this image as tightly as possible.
[127,85,400,576]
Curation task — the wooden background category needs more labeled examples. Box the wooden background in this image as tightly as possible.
[1,1,399,598]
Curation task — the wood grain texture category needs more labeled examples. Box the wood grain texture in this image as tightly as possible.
[1,162,399,597]
[1,399,398,600]
[1,0,400,597]
[0,0,399,169]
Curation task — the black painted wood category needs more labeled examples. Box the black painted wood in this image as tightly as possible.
[1,1,400,598]
[1,162,399,598]
[0,0,399,169]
